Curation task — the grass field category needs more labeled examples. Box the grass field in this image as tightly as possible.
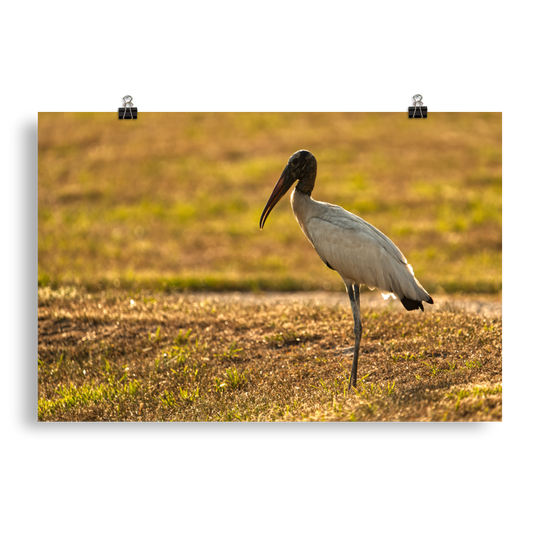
[38,112,502,421]
[38,112,501,293]
[38,289,502,422]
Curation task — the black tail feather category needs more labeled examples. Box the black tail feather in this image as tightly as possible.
[401,297,425,311]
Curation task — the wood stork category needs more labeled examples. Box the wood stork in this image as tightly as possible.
[259,150,433,389]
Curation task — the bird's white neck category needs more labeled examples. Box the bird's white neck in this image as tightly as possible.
[290,189,320,243]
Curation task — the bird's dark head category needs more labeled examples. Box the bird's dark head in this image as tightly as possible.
[259,150,317,229]
[287,149,316,179]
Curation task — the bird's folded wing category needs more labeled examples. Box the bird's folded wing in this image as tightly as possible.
[306,211,419,298]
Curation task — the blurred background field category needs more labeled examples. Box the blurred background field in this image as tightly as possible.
[38,112,501,294]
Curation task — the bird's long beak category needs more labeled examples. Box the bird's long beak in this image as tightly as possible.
[259,165,292,229]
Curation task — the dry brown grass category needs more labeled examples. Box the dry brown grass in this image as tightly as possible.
[38,288,502,422]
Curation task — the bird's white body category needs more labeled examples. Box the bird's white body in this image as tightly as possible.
[291,189,431,303]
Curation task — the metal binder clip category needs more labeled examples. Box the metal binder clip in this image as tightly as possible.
[406,92,429,118]
[117,93,141,119]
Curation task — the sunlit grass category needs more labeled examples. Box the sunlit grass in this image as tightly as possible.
[39,112,501,293]
[38,289,502,421]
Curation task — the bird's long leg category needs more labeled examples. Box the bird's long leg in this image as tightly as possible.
[346,282,362,390]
